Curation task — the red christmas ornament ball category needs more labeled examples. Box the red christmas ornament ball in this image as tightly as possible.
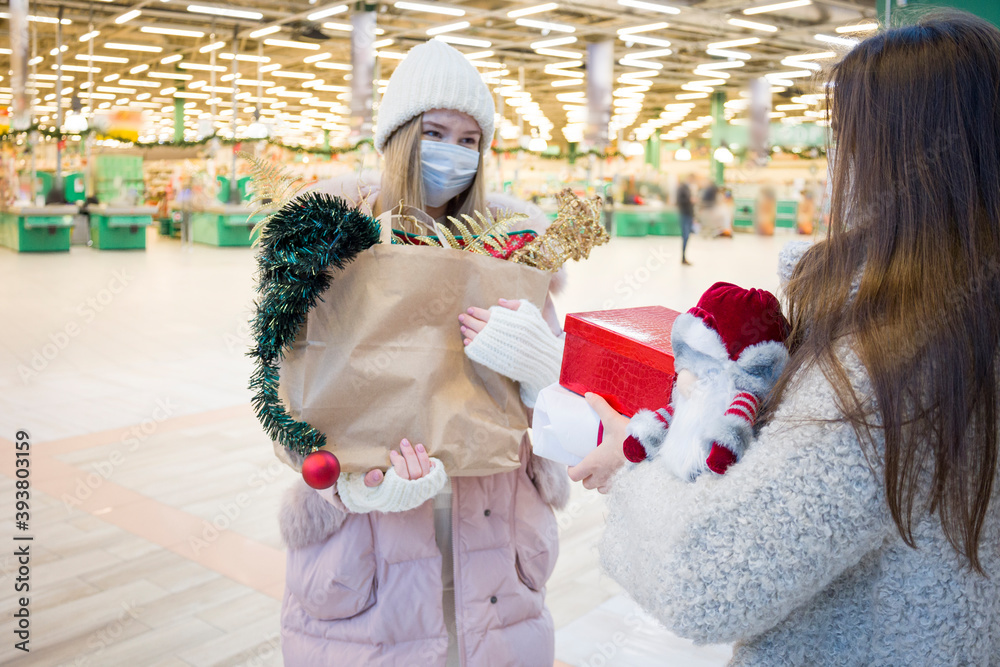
[301,451,341,489]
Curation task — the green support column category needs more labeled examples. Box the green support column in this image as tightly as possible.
[710,90,726,186]
[173,97,184,144]
[645,136,661,170]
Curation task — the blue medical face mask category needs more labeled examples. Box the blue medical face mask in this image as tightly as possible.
[420,140,480,208]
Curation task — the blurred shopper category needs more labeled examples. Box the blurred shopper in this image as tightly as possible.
[796,189,817,235]
[677,173,697,265]
[698,183,734,238]
[755,186,777,236]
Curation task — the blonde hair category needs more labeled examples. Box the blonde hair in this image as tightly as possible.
[375,113,487,234]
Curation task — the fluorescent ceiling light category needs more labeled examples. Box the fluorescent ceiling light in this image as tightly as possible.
[104,74,120,82]
[373,39,395,48]
[119,79,161,88]
[98,86,137,94]
[617,22,669,34]
[130,64,150,74]
[434,35,492,48]
[470,61,505,69]
[694,68,730,78]
[531,36,576,49]
[545,59,583,69]
[179,63,228,71]
[174,91,211,99]
[315,61,352,70]
[696,60,745,70]
[427,21,470,35]
[219,53,271,62]
[676,92,708,100]
[260,63,283,72]
[544,68,583,78]
[105,43,163,52]
[394,2,465,16]
[535,47,582,58]
[115,10,142,24]
[623,47,672,58]
[619,58,663,69]
[141,26,205,37]
[618,35,671,47]
[0,12,72,25]
[765,69,813,78]
[304,53,332,63]
[781,57,821,70]
[728,18,778,32]
[76,54,129,63]
[200,41,226,53]
[617,0,681,15]
[516,18,575,33]
[776,103,808,110]
[836,22,878,33]
[249,26,281,38]
[187,5,264,20]
[80,31,100,42]
[161,54,183,64]
[149,72,193,80]
[814,33,860,47]
[322,21,353,31]
[272,71,315,79]
[684,78,725,86]
[784,51,836,60]
[707,37,760,49]
[507,3,558,17]
[464,50,494,60]
[706,47,752,59]
[378,51,408,60]
[264,39,320,50]
[551,79,582,87]
[744,0,811,14]
[307,4,348,21]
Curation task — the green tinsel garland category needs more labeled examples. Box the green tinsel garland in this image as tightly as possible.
[248,191,381,456]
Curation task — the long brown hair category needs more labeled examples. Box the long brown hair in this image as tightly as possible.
[766,10,1000,572]
[376,114,487,232]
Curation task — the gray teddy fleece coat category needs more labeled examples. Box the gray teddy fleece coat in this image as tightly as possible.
[600,342,1000,665]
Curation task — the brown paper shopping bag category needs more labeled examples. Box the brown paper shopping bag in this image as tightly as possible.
[277,218,552,476]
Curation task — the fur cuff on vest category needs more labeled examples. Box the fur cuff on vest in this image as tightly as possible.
[530,453,571,510]
[280,479,350,550]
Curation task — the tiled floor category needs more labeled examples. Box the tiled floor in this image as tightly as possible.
[1,226,792,665]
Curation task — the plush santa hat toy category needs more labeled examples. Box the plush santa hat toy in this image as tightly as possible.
[623,282,790,480]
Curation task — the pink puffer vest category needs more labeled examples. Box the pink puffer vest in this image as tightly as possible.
[279,436,569,666]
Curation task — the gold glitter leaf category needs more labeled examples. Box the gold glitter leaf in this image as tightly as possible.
[510,189,609,272]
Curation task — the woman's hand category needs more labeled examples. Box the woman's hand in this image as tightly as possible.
[363,439,433,487]
[459,298,521,346]
[567,393,630,494]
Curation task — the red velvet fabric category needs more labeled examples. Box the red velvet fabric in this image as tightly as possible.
[687,282,790,361]
[706,443,738,475]
[623,435,647,463]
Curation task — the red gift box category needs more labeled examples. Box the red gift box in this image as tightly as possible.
[559,306,680,418]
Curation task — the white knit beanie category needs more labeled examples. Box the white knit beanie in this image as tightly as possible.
[374,39,495,154]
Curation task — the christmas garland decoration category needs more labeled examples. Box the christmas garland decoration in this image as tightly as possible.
[0,127,374,155]
[248,191,381,456]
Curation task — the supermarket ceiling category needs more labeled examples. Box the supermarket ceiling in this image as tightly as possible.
[1,1,878,146]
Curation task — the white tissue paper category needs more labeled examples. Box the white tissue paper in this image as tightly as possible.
[531,383,602,466]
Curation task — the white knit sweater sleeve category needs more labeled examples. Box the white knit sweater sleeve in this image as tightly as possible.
[464,300,564,408]
[336,458,447,514]
[599,348,892,644]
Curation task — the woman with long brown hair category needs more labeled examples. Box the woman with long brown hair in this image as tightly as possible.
[579,11,1000,663]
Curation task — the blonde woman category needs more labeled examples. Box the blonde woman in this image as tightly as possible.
[278,40,569,666]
